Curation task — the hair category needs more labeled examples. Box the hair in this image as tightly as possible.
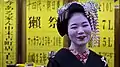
[57,2,91,37]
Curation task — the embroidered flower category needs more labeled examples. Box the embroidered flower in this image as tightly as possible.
[101,57,108,66]
[48,51,56,58]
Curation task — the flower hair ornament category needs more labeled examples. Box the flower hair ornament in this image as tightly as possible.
[57,1,100,46]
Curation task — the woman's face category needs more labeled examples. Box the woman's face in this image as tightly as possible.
[68,13,91,46]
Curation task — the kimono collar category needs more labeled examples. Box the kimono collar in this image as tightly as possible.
[68,48,90,64]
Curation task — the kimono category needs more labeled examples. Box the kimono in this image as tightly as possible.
[47,48,108,67]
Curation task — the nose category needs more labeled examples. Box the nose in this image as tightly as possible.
[77,27,84,35]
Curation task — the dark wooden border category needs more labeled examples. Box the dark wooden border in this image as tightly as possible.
[115,6,120,67]
[16,0,26,63]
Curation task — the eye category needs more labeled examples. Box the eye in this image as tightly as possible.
[82,25,88,27]
[71,26,77,29]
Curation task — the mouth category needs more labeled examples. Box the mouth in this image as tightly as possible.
[77,36,86,40]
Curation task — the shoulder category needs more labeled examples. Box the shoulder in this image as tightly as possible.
[48,48,69,59]
[55,48,70,57]
[47,48,71,67]
[89,50,108,67]
[89,50,102,58]
[54,48,71,60]
[48,48,70,60]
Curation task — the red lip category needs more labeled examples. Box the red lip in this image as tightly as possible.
[77,35,86,38]
[77,36,86,40]
[79,36,86,39]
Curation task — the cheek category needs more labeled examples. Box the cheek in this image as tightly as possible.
[68,28,76,38]
[86,29,91,34]
[84,27,92,35]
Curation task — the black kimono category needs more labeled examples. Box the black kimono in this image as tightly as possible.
[47,48,108,67]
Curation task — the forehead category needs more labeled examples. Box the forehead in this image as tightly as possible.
[68,13,89,25]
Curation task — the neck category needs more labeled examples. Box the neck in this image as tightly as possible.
[69,42,88,54]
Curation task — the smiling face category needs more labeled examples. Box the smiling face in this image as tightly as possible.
[68,12,91,46]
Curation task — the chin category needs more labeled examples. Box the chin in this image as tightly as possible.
[75,41,88,46]
[76,42,87,46]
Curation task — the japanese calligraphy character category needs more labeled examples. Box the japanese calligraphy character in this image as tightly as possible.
[28,16,41,28]
[43,52,47,64]
[5,5,13,10]
[5,0,14,5]
[47,0,51,11]
[52,1,55,10]
[57,1,60,9]
[40,53,42,63]
[31,53,35,62]
[48,16,57,28]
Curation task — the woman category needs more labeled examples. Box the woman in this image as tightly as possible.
[47,1,108,67]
